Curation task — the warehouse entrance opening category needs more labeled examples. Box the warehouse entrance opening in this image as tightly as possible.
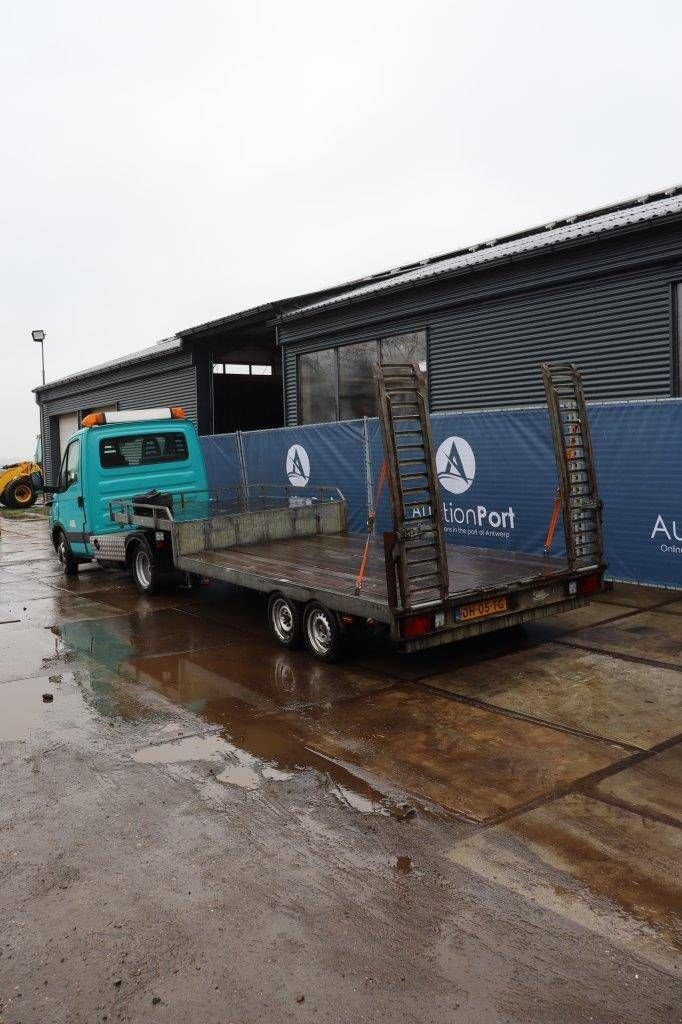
[210,324,283,434]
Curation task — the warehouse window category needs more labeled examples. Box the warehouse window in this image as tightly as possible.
[338,341,380,419]
[298,330,427,424]
[213,362,273,375]
[299,349,337,424]
[380,331,427,372]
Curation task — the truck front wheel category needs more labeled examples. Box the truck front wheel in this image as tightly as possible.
[56,529,79,577]
[131,543,161,595]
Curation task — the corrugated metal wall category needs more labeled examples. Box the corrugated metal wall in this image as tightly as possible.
[39,359,197,483]
[428,267,673,409]
[280,223,682,423]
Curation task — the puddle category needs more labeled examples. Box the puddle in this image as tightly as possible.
[392,855,413,873]
[132,733,228,765]
[215,762,260,790]
[330,782,389,816]
[0,673,96,743]
[129,724,396,808]
[55,613,412,816]
[261,766,294,781]
[132,733,264,790]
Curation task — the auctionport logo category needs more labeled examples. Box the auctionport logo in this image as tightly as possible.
[286,444,310,487]
[436,436,476,495]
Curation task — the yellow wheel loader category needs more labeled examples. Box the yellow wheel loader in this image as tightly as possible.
[0,437,43,509]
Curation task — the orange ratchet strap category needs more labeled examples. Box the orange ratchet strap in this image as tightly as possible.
[544,488,562,557]
[354,461,387,595]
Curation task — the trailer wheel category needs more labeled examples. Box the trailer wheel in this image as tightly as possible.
[131,542,160,595]
[267,592,302,649]
[303,602,343,662]
[55,529,79,576]
[5,477,36,509]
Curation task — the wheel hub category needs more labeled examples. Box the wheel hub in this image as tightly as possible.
[135,549,152,589]
[308,610,332,654]
[272,598,294,641]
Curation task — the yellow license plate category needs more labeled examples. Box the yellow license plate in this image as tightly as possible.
[455,596,508,622]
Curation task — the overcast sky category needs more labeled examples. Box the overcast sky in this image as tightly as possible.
[2,0,682,458]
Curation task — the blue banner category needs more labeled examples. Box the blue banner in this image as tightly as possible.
[240,419,369,534]
[200,433,242,491]
[590,400,681,588]
[367,409,562,556]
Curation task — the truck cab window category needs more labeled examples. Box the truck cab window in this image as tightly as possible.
[99,432,189,469]
[60,439,80,488]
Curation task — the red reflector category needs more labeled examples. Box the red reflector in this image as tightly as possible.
[401,613,432,638]
[578,573,602,596]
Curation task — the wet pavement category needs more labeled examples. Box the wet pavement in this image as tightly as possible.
[0,509,680,1024]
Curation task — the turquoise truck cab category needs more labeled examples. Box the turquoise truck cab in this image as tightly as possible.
[48,408,208,568]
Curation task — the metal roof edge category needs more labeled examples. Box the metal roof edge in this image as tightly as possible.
[177,303,279,338]
[278,184,682,324]
[33,336,184,396]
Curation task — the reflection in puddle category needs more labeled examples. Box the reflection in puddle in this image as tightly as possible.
[57,616,412,816]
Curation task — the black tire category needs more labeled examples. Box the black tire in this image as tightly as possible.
[5,477,36,509]
[130,542,161,595]
[267,592,302,649]
[302,602,343,662]
[55,529,79,576]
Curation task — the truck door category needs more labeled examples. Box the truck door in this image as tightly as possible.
[58,437,88,555]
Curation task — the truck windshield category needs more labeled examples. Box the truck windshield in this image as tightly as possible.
[99,432,189,469]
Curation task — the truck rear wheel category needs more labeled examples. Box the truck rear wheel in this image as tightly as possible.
[5,477,36,509]
[303,602,343,662]
[267,592,302,649]
[131,543,161,595]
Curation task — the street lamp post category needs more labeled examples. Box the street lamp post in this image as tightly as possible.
[31,329,46,386]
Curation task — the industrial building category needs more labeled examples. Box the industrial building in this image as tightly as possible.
[36,185,682,482]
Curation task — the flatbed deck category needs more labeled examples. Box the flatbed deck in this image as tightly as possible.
[177,533,572,625]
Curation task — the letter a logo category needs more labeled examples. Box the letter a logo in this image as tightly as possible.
[435,436,476,495]
[286,444,310,487]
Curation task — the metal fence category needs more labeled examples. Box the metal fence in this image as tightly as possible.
[201,399,682,590]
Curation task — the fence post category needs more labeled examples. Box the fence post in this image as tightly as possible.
[363,417,373,518]
[236,430,249,491]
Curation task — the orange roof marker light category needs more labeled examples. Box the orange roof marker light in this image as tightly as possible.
[80,407,186,427]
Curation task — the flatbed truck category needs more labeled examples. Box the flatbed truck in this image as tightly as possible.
[47,363,605,660]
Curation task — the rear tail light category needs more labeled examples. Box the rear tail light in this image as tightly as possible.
[401,613,432,638]
[578,572,602,596]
